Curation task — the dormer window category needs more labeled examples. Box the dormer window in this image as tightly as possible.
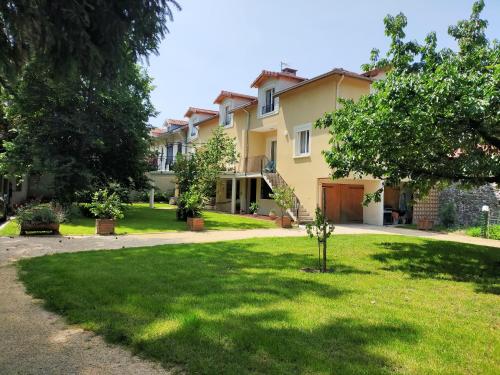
[262,88,275,115]
[223,105,232,126]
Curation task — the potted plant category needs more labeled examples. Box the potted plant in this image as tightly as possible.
[269,209,277,220]
[417,217,433,230]
[182,188,205,231]
[17,203,63,235]
[249,202,259,216]
[270,185,295,228]
[87,189,125,235]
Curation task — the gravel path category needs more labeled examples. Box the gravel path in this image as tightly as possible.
[0,225,497,374]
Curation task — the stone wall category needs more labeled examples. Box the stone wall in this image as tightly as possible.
[439,184,499,227]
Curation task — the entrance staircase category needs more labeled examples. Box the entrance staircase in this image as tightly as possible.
[261,168,313,224]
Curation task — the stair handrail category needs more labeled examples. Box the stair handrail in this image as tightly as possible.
[260,156,302,222]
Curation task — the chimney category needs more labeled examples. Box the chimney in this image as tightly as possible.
[281,67,297,76]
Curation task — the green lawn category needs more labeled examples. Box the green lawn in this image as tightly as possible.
[17,235,499,374]
[0,203,275,236]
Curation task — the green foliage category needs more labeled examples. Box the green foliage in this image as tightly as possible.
[466,224,500,240]
[196,125,239,198]
[86,189,126,220]
[0,0,181,87]
[306,207,335,272]
[439,202,458,228]
[172,153,200,195]
[316,0,499,202]
[178,188,204,218]
[271,185,295,218]
[15,203,63,226]
[249,202,259,214]
[0,58,155,203]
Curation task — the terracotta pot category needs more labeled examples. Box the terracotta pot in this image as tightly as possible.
[20,222,60,235]
[96,219,116,235]
[275,216,292,228]
[417,218,433,231]
[269,212,277,220]
[187,217,204,231]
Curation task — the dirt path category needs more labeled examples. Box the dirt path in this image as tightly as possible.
[0,225,497,374]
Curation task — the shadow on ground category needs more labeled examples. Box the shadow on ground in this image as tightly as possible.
[373,239,500,294]
[17,239,418,374]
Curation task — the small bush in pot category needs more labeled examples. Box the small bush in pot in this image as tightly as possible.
[249,202,259,215]
[86,189,125,235]
[270,185,295,228]
[181,188,205,231]
[269,209,277,220]
[16,202,63,235]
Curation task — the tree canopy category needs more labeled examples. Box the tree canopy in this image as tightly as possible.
[0,58,155,203]
[315,0,499,201]
[0,0,181,87]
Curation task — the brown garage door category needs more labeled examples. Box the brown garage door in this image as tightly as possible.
[324,184,364,223]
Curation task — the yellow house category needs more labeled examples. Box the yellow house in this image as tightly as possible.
[184,66,398,225]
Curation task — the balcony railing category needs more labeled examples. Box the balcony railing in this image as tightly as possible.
[154,156,176,172]
[261,103,275,115]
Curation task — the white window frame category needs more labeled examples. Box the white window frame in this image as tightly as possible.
[189,117,198,139]
[294,123,312,158]
[258,81,279,119]
[223,104,232,127]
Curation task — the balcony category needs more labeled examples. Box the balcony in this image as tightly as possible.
[154,156,176,172]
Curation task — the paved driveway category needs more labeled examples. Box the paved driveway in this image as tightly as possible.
[0,225,497,374]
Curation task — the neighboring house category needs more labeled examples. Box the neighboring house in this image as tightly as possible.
[193,66,394,225]
[148,118,190,195]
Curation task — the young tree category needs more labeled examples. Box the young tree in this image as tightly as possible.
[172,125,237,220]
[196,125,238,198]
[306,208,334,273]
[315,0,499,202]
[0,58,155,204]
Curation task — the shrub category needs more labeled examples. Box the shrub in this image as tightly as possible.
[178,188,204,218]
[85,189,126,219]
[466,224,500,240]
[439,202,457,228]
[270,185,295,218]
[249,202,259,214]
[16,203,64,226]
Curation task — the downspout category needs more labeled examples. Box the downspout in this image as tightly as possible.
[335,74,345,110]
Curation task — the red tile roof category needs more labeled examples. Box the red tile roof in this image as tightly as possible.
[213,90,257,104]
[274,68,373,97]
[150,127,166,136]
[184,107,219,118]
[166,118,188,126]
[250,70,306,88]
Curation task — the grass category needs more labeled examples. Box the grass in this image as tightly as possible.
[397,223,500,240]
[17,235,499,374]
[0,203,275,236]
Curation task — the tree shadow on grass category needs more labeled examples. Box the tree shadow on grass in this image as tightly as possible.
[372,240,500,295]
[18,239,418,374]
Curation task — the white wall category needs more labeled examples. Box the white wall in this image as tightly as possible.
[363,180,384,225]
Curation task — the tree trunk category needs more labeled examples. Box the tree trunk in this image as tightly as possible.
[322,239,327,273]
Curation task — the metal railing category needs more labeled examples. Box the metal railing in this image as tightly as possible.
[154,156,176,171]
[261,103,275,115]
[259,156,303,222]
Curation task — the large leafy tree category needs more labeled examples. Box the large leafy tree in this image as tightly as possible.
[0,0,181,88]
[315,0,499,201]
[0,58,155,203]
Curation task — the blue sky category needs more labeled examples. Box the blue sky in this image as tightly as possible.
[145,0,500,128]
